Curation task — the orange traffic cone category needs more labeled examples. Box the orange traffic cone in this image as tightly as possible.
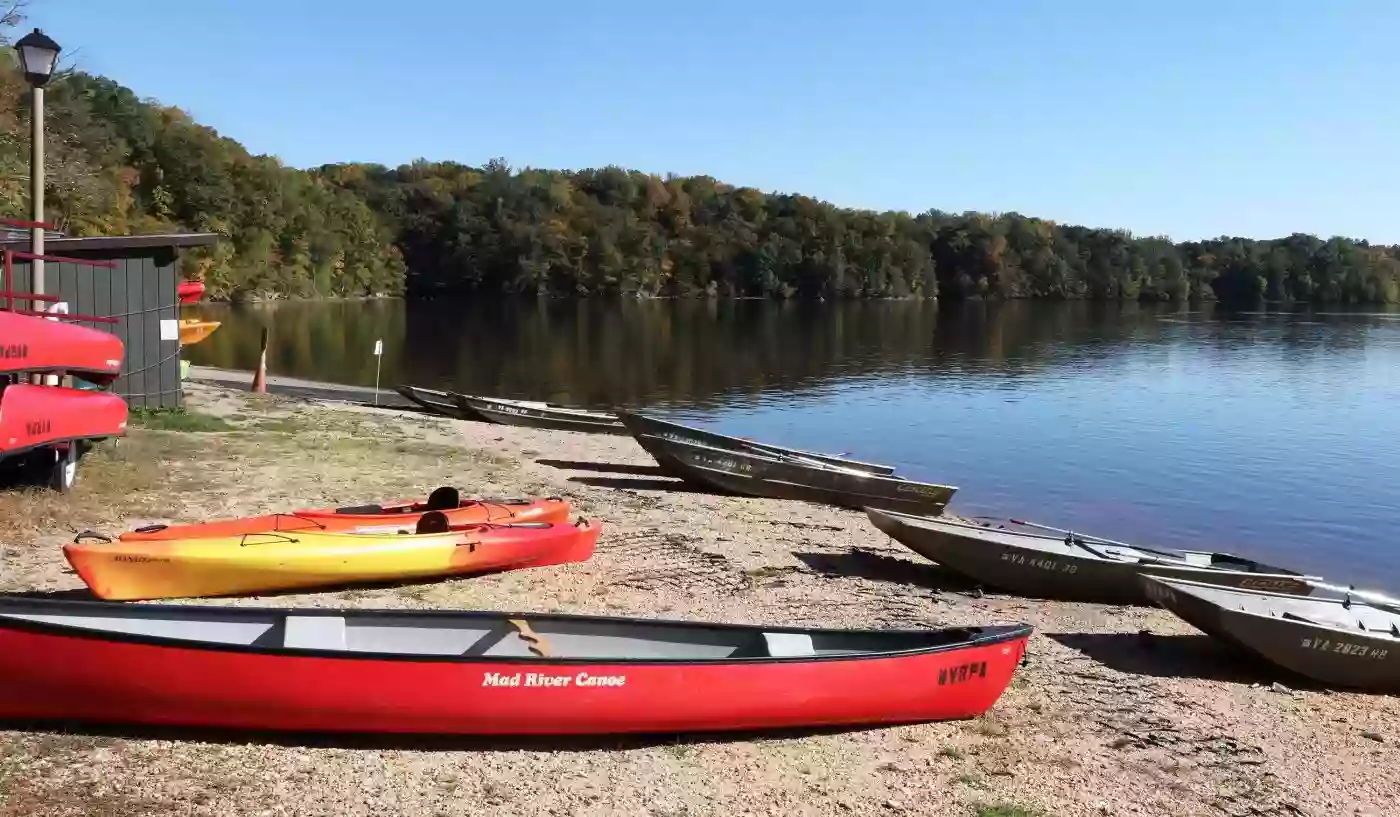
[250,327,268,393]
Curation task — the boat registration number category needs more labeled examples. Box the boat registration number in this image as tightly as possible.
[1001,552,1078,574]
[24,419,51,438]
[687,451,754,474]
[896,484,943,497]
[660,431,706,447]
[938,660,988,686]
[0,343,27,360]
[1299,638,1388,660]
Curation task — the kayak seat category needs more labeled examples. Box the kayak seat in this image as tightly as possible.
[762,631,815,657]
[425,486,461,511]
[283,615,347,651]
[415,511,451,535]
[334,504,386,515]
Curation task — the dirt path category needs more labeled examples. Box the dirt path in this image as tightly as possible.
[0,382,1392,817]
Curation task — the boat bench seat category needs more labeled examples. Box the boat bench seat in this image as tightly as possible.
[284,615,348,650]
[762,631,814,657]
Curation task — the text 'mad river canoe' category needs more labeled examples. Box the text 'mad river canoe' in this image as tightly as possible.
[452,393,630,435]
[1141,576,1400,692]
[65,518,601,600]
[867,510,1318,606]
[118,489,571,540]
[620,413,956,515]
[0,311,124,385]
[618,411,894,475]
[0,598,1032,735]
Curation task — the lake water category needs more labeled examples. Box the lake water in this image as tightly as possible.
[185,299,1400,590]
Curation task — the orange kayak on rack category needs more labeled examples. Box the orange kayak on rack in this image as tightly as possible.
[119,489,570,541]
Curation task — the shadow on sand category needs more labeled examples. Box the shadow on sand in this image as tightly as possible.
[536,459,665,477]
[0,717,908,753]
[568,475,723,495]
[791,549,981,594]
[1048,631,1321,688]
[3,588,97,601]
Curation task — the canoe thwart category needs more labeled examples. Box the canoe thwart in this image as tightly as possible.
[763,631,815,657]
[508,618,553,657]
[285,616,348,650]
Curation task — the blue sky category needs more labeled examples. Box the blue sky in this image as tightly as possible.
[26,0,1400,243]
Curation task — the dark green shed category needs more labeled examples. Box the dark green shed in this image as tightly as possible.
[0,232,220,409]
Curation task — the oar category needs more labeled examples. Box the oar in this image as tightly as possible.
[735,436,868,468]
[1306,580,1400,610]
[781,452,876,476]
[1003,520,1400,607]
[1001,518,1186,561]
[960,516,1119,561]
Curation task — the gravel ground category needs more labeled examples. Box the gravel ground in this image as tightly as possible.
[0,381,1393,817]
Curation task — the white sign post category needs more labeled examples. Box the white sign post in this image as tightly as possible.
[372,339,384,405]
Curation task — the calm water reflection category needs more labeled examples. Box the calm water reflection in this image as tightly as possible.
[187,299,1400,588]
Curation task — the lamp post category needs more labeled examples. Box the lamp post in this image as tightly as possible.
[15,28,60,297]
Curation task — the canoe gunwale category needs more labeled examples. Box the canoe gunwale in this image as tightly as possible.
[450,393,630,434]
[637,433,957,491]
[0,600,1034,666]
[457,394,620,423]
[1147,575,1399,616]
[870,509,1304,577]
[616,411,895,475]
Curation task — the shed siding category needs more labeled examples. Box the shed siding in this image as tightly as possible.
[4,250,184,409]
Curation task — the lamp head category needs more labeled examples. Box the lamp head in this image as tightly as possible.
[15,28,61,87]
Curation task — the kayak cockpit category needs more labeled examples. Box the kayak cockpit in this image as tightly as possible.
[335,486,463,516]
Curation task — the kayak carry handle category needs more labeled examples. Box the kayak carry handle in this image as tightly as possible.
[72,530,113,544]
[132,524,168,534]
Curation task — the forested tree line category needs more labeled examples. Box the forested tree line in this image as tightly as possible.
[0,8,405,298]
[317,160,1400,304]
[1,10,1396,303]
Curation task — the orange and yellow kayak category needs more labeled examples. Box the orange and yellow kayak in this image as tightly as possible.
[120,492,570,541]
[177,319,221,346]
[66,518,601,601]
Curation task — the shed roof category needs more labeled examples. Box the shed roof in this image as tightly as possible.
[0,232,220,252]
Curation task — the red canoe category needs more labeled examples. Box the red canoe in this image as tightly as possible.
[0,311,125,385]
[0,383,127,460]
[0,599,1031,735]
[177,281,206,304]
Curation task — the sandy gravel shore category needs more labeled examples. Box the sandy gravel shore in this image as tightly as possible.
[0,381,1393,817]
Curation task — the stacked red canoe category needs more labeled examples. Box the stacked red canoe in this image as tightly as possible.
[0,310,128,489]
